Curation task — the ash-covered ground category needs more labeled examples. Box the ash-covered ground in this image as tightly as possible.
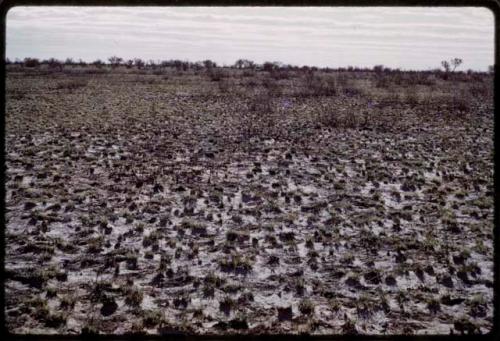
[5,66,494,335]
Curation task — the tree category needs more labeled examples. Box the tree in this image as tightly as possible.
[172,60,183,71]
[125,59,134,68]
[240,59,256,69]
[147,60,158,69]
[489,65,494,74]
[23,57,40,68]
[92,59,104,68]
[65,58,74,66]
[441,58,463,73]
[263,61,280,72]
[451,58,462,71]
[203,60,216,69]
[134,58,145,69]
[193,61,204,71]
[234,59,244,69]
[47,58,63,71]
[234,59,255,69]
[441,60,450,73]
[108,56,123,68]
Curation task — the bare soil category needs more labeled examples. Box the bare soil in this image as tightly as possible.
[5,66,494,335]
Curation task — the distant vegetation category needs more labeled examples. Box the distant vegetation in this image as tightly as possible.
[4,56,494,78]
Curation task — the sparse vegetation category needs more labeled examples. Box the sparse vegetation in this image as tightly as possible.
[5,57,493,335]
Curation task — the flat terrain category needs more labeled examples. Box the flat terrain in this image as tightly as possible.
[4,66,494,335]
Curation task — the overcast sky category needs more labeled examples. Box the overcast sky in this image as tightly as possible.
[6,6,495,71]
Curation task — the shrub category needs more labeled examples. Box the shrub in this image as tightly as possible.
[242,70,255,77]
[219,253,253,274]
[108,56,123,68]
[219,296,235,315]
[271,69,290,80]
[218,78,232,93]
[55,80,88,91]
[24,58,40,68]
[262,77,282,97]
[44,312,66,328]
[208,68,228,81]
[304,73,337,96]
[143,310,163,328]
[299,299,314,315]
[375,74,391,88]
[469,84,489,98]
[124,286,143,307]
[47,58,63,71]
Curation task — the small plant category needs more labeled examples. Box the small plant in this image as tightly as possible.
[454,316,481,335]
[100,295,118,316]
[295,278,305,296]
[46,287,57,299]
[60,295,76,310]
[304,73,337,97]
[203,284,215,298]
[341,254,354,265]
[219,253,253,275]
[468,295,487,318]
[277,306,293,321]
[204,272,225,287]
[124,286,144,307]
[135,223,145,233]
[143,309,163,328]
[427,298,441,314]
[304,237,314,249]
[44,311,67,328]
[356,293,375,318]
[474,240,488,254]
[143,231,160,248]
[329,298,342,313]
[298,299,314,316]
[173,295,189,309]
[30,297,50,320]
[125,253,139,270]
[87,236,104,253]
[219,296,235,315]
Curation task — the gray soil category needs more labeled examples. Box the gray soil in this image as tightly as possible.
[5,66,494,335]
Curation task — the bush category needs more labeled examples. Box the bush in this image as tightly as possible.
[404,91,419,107]
[304,73,337,96]
[242,70,255,77]
[241,94,278,140]
[218,78,232,93]
[143,310,163,328]
[24,58,40,68]
[47,58,63,71]
[469,84,489,98]
[262,77,282,97]
[271,70,291,80]
[55,80,88,91]
[208,68,228,81]
[375,74,391,88]
[299,299,315,315]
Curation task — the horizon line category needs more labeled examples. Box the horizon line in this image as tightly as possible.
[6,56,493,73]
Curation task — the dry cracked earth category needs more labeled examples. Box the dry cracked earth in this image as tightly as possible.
[4,66,494,335]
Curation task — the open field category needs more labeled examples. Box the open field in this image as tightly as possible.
[4,65,494,335]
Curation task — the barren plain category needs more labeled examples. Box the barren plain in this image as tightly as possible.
[4,65,494,335]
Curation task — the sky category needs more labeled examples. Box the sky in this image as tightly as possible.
[6,6,495,71]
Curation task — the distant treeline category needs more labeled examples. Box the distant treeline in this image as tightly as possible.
[5,56,494,75]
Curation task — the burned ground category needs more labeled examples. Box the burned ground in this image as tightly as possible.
[4,66,494,334]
